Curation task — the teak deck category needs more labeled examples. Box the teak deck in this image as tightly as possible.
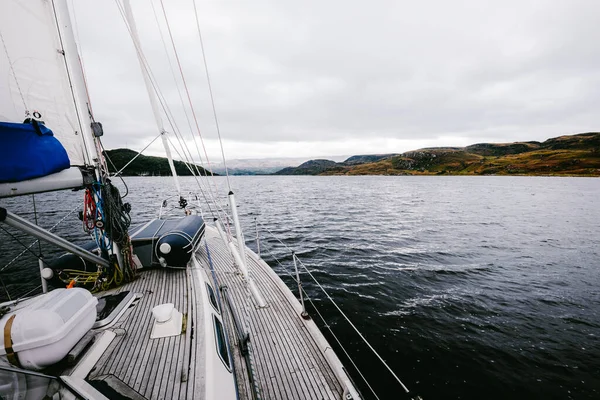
[200,228,345,400]
[89,226,346,400]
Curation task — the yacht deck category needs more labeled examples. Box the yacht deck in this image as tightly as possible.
[199,227,347,400]
[87,225,352,399]
[89,268,200,400]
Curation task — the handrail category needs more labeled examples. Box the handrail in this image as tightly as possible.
[221,285,249,355]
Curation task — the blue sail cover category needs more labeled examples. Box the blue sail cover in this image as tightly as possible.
[0,121,71,183]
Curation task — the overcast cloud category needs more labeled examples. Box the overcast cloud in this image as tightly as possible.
[72,0,600,161]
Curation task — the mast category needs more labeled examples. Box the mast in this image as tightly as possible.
[122,0,182,198]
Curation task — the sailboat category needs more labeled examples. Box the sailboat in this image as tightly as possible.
[0,1,419,399]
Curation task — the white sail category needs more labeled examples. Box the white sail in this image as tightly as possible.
[0,0,95,166]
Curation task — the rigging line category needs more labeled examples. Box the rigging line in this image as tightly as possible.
[113,0,210,198]
[261,245,380,399]
[15,285,42,302]
[158,1,222,197]
[0,28,28,113]
[114,1,224,219]
[115,0,209,190]
[150,0,197,157]
[163,125,224,218]
[164,135,204,181]
[150,41,225,218]
[148,2,213,189]
[98,139,129,197]
[192,0,231,191]
[301,288,380,400]
[257,220,411,394]
[117,1,189,165]
[165,135,218,218]
[164,133,202,179]
[110,131,162,177]
[150,0,220,204]
[31,194,43,258]
[113,22,223,225]
[296,254,410,394]
[158,105,229,223]
[0,226,43,261]
[0,275,11,301]
[164,108,208,180]
[0,203,80,273]
[165,134,214,209]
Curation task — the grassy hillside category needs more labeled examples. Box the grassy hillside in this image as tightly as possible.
[104,148,215,176]
[275,132,600,176]
[274,159,344,175]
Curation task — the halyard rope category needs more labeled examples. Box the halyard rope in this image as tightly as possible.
[192,0,231,191]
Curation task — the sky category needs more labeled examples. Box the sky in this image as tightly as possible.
[72,0,600,162]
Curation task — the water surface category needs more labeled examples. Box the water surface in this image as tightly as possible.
[1,176,598,399]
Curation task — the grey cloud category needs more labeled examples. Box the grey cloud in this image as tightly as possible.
[75,0,600,156]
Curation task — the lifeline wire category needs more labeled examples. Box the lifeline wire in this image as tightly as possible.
[257,220,412,395]
[261,244,381,400]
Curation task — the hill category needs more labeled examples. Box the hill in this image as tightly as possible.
[103,148,215,176]
[273,132,600,176]
[343,154,400,165]
[274,159,344,175]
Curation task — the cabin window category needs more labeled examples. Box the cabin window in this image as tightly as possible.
[206,283,219,313]
[213,315,231,370]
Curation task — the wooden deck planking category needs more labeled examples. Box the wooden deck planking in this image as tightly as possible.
[90,268,193,400]
[86,224,349,400]
[184,265,206,400]
[233,251,339,400]
[211,254,305,399]
[209,252,316,400]
[206,256,292,400]
[205,258,279,399]
[197,228,345,400]
[250,260,342,399]
[249,258,340,400]
[249,284,314,399]
[148,268,182,399]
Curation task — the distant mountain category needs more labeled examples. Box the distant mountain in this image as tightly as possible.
[273,132,600,176]
[211,155,349,175]
[103,148,215,176]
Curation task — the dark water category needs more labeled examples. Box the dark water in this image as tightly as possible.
[1,176,599,399]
